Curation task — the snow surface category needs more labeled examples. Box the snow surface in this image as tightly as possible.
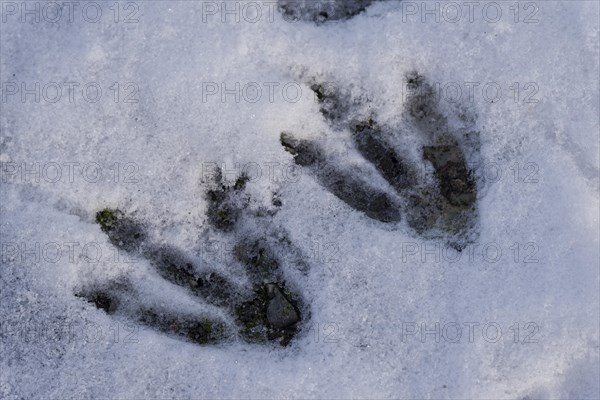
[1,0,599,398]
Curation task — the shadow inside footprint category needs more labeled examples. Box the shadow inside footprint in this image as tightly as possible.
[236,283,300,345]
[404,72,478,244]
[145,245,239,307]
[281,132,403,223]
[76,280,229,345]
[96,209,145,252]
[205,169,249,232]
[352,119,417,192]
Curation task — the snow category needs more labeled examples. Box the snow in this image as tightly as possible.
[1,1,599,398]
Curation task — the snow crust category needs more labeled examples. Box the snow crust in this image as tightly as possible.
[1,1,599,398]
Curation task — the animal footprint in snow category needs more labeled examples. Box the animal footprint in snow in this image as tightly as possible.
[77,172,308,347]
[280,72,479,248]
[76,72,479,348]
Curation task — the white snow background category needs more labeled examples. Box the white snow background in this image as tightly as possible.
[1,0,599,398]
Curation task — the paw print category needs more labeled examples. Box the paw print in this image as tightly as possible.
[76,72,478,349]
[77,170,307,347]
[280,72,479,248]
